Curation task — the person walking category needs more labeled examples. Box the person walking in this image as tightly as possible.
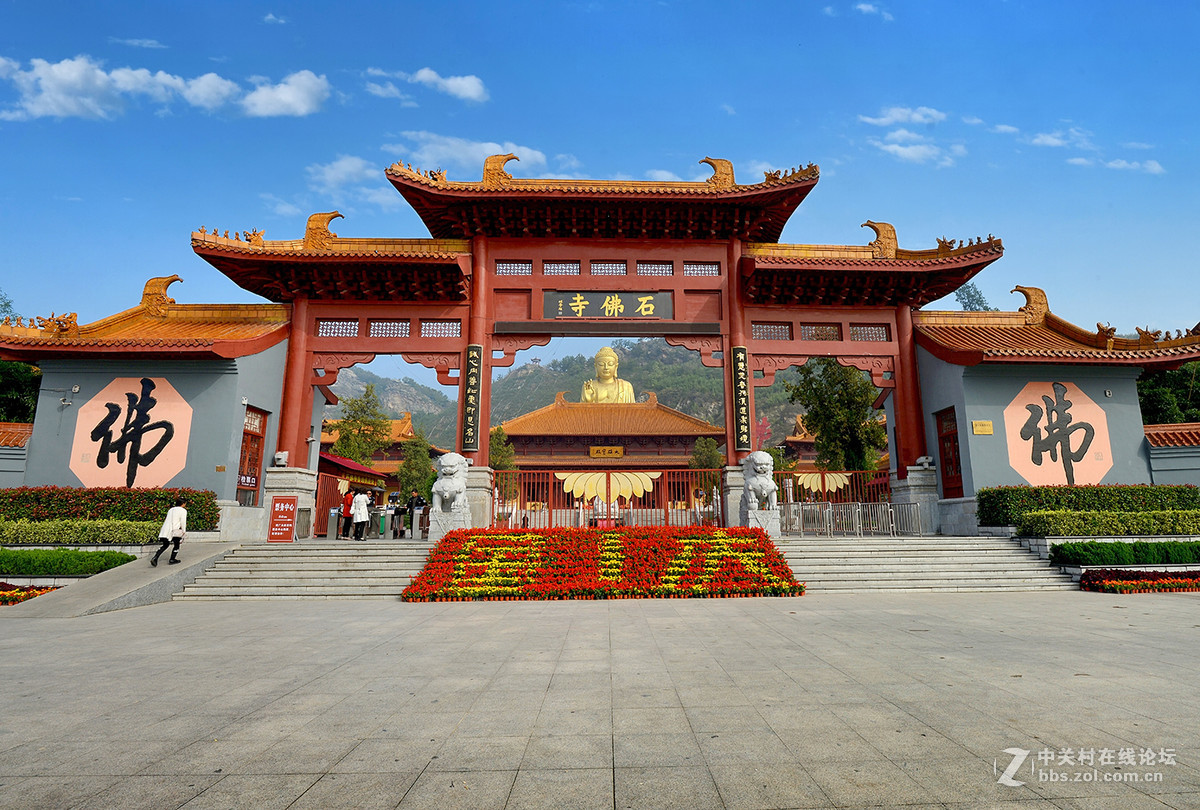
[351,488,370,541]
[340,488,354,539]
[402,489,426,539]
[151,497,187,567]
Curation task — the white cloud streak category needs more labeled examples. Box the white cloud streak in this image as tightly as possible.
[384,132,546,175]
[367,67,488,102]
[109,38,167,49]
[859,106,946,126]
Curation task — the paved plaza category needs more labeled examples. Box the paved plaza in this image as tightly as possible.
[2,589,1199,809]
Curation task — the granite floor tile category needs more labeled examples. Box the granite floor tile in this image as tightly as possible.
[506,767,614,810]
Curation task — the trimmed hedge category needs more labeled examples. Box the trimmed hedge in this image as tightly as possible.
[1050,541,1200,566]
[0,487,219,531]
[0,518,160,545]
[0,547,136,577]
[1018,509,1200,538]
[978,485,1200,526]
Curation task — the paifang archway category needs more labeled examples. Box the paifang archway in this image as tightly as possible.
[192,155,1003,478]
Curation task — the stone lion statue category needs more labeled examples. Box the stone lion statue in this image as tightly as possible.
[432,452,471,513]
[742,450,779,511]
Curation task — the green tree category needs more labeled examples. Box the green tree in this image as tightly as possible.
[489,425,517,470]
[329,383,392,465]
[689,436,725,470]
[0,288,41,423]
[954,281,998,312]
[1138,362,1200,424]
[783,358,887,471]
[397,432,434,501]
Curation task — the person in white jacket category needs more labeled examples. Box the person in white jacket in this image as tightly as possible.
[351,489,371,541]
[151,498,188,567]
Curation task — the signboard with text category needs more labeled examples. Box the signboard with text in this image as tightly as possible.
[267,496,298,542]
[544,291,672,320]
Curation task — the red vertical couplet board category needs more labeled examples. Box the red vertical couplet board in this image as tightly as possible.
[267,496,298,542]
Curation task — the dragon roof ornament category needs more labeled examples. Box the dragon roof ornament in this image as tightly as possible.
[385,154,820,193]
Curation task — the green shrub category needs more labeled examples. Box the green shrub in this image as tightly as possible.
[1019,509,1200,538]
[1049,541,1200,566]
[977,485,1200,526]
[0,519,160,545]
[0,487,219,531]
[0,547,137,576]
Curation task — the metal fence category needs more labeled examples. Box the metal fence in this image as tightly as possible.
[491,469,725,530]
[773,469,922,537]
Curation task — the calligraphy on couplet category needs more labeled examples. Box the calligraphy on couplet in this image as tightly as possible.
[1003,381,1112,486]
[731,346,752,452]
[461,344,483,452]
[70,377,192,488]
[543,291,672,320]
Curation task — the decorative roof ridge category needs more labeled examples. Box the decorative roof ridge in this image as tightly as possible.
[503,390,723,433]
[746,222,1001,265]
[191,222,470,258]
[386,154,819,194]
[912,311,1027,327]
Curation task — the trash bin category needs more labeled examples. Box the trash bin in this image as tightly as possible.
[326,508,340,538]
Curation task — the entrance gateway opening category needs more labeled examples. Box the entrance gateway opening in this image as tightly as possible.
[192,154,1004,533]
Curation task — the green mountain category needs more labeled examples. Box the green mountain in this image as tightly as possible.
[328,338,809,451]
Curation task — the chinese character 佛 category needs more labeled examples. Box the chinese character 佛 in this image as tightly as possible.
[89,377,175,487]
[1019,382,1095,485]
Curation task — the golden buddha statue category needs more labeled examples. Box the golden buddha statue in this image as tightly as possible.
[581,346,635,404]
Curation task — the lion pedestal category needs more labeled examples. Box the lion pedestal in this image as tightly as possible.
[739,450,781,538]
[427,452,473,543]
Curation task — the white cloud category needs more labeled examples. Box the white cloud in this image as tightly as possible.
[721,103,735,115]
[949,144,967,157]
[367,67,488,102]
[365,80,417,107]
[991,124,1019,134]
[240,70,330,117]
[109,38,167,49]
[646,169,683,181]
[0,54,244,119]
[555,153,583,171]
[1030,127,1095,150]
[859,106,946,126]
[962,116,984,125]
[1104,158,1165,175]
[855,3,894,20]
[823,6,836,15]
[868,138,958,167]
[385,132,547,175]
[306,155,379,193]
[259,192,302,218]
[263,13,286,24]
[1122,141,1153,150]
[884,128,925,143]
[1067,157,1093,166]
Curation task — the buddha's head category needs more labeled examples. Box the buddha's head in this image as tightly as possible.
[594,347,619,382]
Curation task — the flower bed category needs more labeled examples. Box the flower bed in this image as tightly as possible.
[0,581,58,605]
[402,526,804,602]
[1080,568,1200,594]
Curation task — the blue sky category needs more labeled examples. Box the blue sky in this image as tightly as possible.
[2,1,1197,393]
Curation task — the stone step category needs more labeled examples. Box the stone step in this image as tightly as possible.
[782,536,1076,593]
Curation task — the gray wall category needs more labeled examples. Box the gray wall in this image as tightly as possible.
[1148,446,1200,486]
[916,348,1152,496]
[0,446,25,488]
[25,343,288,498]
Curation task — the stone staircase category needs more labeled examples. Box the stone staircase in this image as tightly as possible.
[173,541,434,600]
[777,535,1077,593]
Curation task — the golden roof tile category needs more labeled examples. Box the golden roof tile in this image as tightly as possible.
[1144,423,1200,448]
[0,422,33,448]
[502,392,724,438]
[913,287,1200,368]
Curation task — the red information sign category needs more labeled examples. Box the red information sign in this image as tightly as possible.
[267,496,298,542]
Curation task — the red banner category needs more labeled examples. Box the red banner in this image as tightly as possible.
[267,496,298,542]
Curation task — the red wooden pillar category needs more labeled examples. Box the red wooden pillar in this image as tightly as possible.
[278,297,312,467]
[463,235,492,466]
[893,303,927,479]
[726,238,752,464]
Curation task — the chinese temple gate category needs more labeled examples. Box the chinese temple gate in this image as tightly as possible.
[191,155,1004,478]
[7,151,1199,537]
